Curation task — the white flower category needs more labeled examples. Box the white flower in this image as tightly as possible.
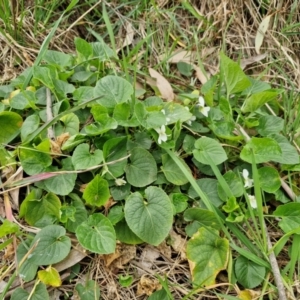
[115,177,127,186]
[161,109,171,123]
[197,96,210,117]
[155,125,168,144]
[242,169,253,188]
[247,194,257,209]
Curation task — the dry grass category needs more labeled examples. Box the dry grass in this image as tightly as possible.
[1,0,300,299]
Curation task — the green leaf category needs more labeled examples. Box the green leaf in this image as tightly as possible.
[84,119,118,135]
[33,66,55,89]
[177,61,193,76]
[76,213,116,254]
[125,147,157,187]
[242,90,279,113]
[73,86,94,103]
[103,137,128,178]
[210,121,242,141]
[118,275,133,288]
[222,197,239,213]
[75,37,93,60]
[273,203,300,233]
[75,280,100,300]
[184,208,221,230]
[171,193,188,214]
[0,111,22,143]
[0,220,19,237]
[83,175,110,207]
[193,137,227,166]
[220,53,251,96]
[242,77,271,95]
[256,115,284,136]
[107,206,124,225]
[91,40,116,60]
[161,154,190,185]
[17,241,39,282]
[235,256,266,288]
[124,186,173,246]
[217,171,244,201]
[61,134,86,151]
[148,289,170,300]
[44,173,77,196]
[21,114,40,141]
[11,282,49,300]
[94,75,134,108]
[43,50,73,69]
[134,102,166,129]
[55,113,79,136]
[60,205,76,223]
[10,90,37,110]
[19,146,52,175]
[72,143,103,170]
[188,178,223,207]
[53,79,75,99]
[164,102,193,124]
[270,134,299,164]
[115,219,144,245]
[113,103,139,127]
[258,166,281,193]
[66,193,88,233]
[187,227,229,286]
[240,137,282,163]
[42,158,77,196]
[110,183,131,201]
[29,225,71,265]
[38,266,61,287]
[20,191,61,226]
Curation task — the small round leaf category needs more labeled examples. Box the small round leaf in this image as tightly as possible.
[193,137,227,166]
[235,256,266,288]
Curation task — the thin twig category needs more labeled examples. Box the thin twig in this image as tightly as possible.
[280,178,296,201]
[46,88,55,140]
[0,154,131,193]
[266,226,288,300]
[56,0,103,39]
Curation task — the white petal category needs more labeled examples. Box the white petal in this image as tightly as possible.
[242,169,249,180]
[115,177,127,186]
[200,106,210,117]
[247,194,257,209]
[198,96,205,106]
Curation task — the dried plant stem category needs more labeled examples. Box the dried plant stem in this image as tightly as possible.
[46,88,55,140]
[266,227,288,300]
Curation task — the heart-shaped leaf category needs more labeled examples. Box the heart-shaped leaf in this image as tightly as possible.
[0,111,23,143]
[124,186,173,246]
[28,225,71,265]
[125,147,157,187]
[83,175,110,207]
[94,75,133,108]
[11,283,49,300]
[187,227,229,286]
[193,137,227,166]
[72,143,103,170]
[76,213,116,254]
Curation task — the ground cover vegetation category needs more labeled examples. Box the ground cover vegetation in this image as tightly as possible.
[0,0,300,299]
